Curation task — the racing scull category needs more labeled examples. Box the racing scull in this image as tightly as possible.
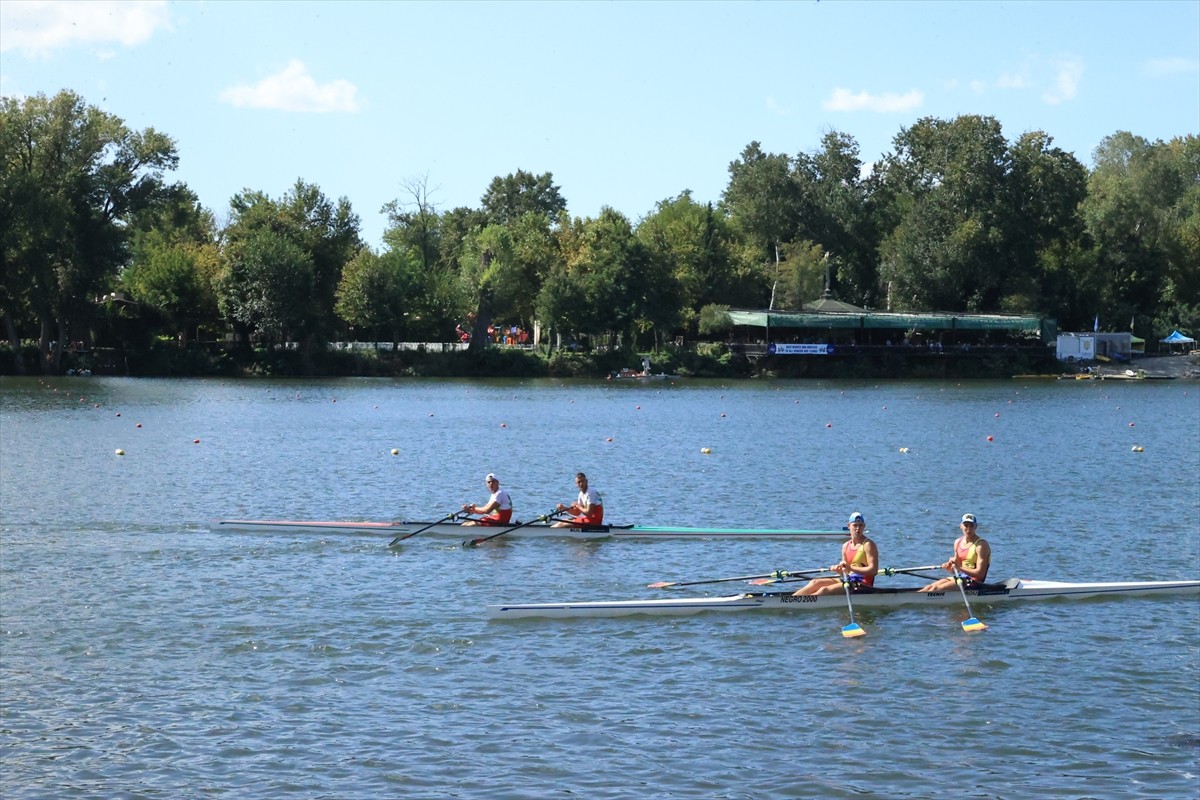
[486,579,1200,620]
[211,518,848,540]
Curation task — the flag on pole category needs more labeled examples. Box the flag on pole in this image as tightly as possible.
[1094,315,1099,332]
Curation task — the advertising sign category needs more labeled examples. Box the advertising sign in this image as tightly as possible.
[768,343,834,355]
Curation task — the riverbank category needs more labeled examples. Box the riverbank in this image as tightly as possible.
[7,340,1196,380]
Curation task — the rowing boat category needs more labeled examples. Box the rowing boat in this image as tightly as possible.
[486,579,1200,619]
[211,519,848,540]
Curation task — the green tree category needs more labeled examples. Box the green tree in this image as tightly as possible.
[1161,135,1200,312]
[1081,133,1200,336]
[381,175,441,273]
[218,228,314,343]
[122,233,220,345]
[1001,132,1089,317]
[878,115,1013,311]
[547,208,648,350]
[0,90,178,373]
[722,142,798,308]
[335,248,412,347]
[218,180,361,362]
[1082,132,1182,331]
[459,224,521,352]
[481,170,567,225]
[122,185,219,344]
[637,192,735,329]
[793,131,881,306]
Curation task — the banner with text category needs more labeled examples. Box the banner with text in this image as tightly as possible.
[768,343,834,355]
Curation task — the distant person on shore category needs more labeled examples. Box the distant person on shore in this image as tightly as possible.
[792,511,879,596]
[461,474,513,526]
[552,472,604,527]
[918,513,991,592]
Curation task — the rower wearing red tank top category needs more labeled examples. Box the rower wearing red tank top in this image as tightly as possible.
[919,513,991,592]
[791,511,880,597]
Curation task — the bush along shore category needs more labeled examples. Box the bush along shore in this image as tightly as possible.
[2,341,1068,380]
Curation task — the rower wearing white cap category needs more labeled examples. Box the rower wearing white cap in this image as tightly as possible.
[791,511,879,596]
[918,513,991,592]
[461,474,514,527]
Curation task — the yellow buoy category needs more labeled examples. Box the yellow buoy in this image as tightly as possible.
[701,447,712,454]
[115,449,125,456]
[391,448,399,455]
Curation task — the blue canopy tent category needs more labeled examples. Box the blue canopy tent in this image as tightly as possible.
[1160,330,1196,352]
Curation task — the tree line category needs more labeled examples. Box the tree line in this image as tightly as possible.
[2,89,1197,375]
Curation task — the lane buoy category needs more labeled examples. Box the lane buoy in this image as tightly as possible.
[115,449,125,456]
[701,447,712,454]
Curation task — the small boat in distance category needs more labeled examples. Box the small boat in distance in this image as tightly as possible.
[608,368,681,381]
[211,518,848,540]
[486,579,1200,620]
[608,357,681,381]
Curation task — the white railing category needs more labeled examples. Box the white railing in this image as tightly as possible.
[327,342,470,352]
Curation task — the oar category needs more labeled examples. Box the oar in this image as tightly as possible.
[388,512,459,547]
[462,509,556,548]
[648,569,809,590]
[879,565,943,578]
[746,569,835,586]
[953,570,988,632]
[840,577,866,638]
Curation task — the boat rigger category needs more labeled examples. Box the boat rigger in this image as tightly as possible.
[486,579,1200,620]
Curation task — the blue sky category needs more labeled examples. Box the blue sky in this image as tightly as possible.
[2,0,1198,247]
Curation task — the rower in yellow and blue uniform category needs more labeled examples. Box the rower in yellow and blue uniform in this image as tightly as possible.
[791,511,880,596]
[919,512,992,592]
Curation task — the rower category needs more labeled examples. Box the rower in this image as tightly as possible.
[460,474,514,527]
[791,511,879,596]
[552,472,604,527]
[918,513,991,592]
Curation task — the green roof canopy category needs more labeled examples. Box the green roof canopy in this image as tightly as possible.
[728,310,1046,333]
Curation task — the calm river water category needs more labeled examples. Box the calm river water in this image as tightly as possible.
[2,375,1198,799]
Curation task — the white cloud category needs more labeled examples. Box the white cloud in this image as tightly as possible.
[822,87,923,113]
[219,60,361,113]
[0,0,169,57]
[765,96,788,115]
[1042,56,1084,105]
[996,71,1028,90]
[1142,57,1200,76]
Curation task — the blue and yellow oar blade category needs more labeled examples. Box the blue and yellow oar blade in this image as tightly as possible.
[961,617,988,632]
[841,622,866,638]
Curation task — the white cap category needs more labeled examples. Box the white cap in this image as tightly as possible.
[961,513,977,524]
[485,473,498,483]
[848,511,865,524]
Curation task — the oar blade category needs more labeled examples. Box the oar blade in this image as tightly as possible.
[747,577,777,586]
[961,617,988,632]
[646,581,674,589]
[841,622,866,638]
